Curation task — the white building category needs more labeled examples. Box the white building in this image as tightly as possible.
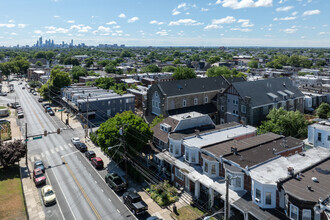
[308,120,330,149]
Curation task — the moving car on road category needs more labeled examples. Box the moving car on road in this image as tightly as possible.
[41,185,56,206]
[34,160,45,173]
[105,173,127,191]
[85,150,96,160]
[91,157,104,169]
[123,192,148,215]
[33,168,46,186]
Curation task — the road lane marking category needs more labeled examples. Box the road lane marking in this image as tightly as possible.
[59,146,64,151]
[45,172,65,220]
[41,153,45,157]
[101,189,104,193]
[61,151,78,158]
[30,156,35,163]
[64,145,68,149]
[62,157,102,220]
[108,198,111,202]
[45,151,50,156]
[68,143,73,148]
[55,147,59,152]
[35,155,40,161]
[51,149,55,154]
[117,209,120,213]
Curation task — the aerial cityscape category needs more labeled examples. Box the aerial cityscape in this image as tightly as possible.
[0,1,329,220]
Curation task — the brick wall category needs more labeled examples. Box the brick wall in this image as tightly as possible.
[279,146,303,157]
[244,174,251,193]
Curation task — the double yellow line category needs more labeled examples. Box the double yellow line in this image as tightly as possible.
[62,157,102,220]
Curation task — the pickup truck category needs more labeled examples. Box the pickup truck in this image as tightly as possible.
[105,173,127,191]
[123,192,148,215]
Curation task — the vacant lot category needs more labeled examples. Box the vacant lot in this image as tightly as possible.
[0,165,26,220]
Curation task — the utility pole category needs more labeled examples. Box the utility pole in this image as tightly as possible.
[25,123,29,177]
[225,176,229,220]
[48,83,50,104]
[119,127,128,188]
[86,96,89,137]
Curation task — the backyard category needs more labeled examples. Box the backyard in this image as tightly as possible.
[171,205,216,220]
[0,165,26,220]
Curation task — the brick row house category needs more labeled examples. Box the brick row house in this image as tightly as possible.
[150,112,328,219]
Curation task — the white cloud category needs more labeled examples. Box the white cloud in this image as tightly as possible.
[70,24,91,32]
[276,6,293,12]
[216,0,272,9]
[172,10,181,15]
[201,8,209,12]
[177,3,187,9]
[18,24,27,28]
[150,20,164,25]
[302,9,320,16]
[97,26,111,32]
[53,15,60,18]
[113,25,121,29]
[291,11,298,16]
[318,32,325,35]
[106,21,117,25]
[212,16,236,24]
[10,32,17,36]
[282,28,298,34]
[46,26,69,34]
[34,30,43,34]
[156,30,168,36]
[0,24,16,28]
[8,20,15,23]
[67,20,75,24]
[273,16,297,21]
[128,17,139,23]
[204,24,223,30]
[186,12,190,15]
[231,27,252,32]
[118,13,126,18]
[237,19,254,27]
[169,19,203,26]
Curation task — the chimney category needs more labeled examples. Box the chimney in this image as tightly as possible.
[287,167,294,176]
[195,129,201,138]
[231,146,238,155]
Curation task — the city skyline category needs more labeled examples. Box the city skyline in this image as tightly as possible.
[0,0,329,47]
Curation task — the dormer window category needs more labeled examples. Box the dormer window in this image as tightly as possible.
[160,123,171,133]
[267,93,278,102]
[183,99,187,107]
[278,91,288,100]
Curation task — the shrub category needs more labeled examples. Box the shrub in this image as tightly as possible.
[146,180,178,207]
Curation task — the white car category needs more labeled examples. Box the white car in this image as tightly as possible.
[71,137,81,146]
[41,185,56,206]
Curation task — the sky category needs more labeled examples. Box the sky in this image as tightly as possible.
[0,0,329,47]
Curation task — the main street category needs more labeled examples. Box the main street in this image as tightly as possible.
[14,81,136,220]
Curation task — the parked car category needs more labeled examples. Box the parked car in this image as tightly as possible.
[105,173,127,191]
[41,185,56,206]
[71,137,81,147]
[34,160,45,173]
[42,103,50,109]
[48,110,55,116]
[17,113,24,118]
[146,217,162,220]
[0,92,7,96]
[91,157,103,169]
[22,87,25,89]
[85,150,96,160]
[123,192,148,215]
[33,168,46,186]
[77,143,87,152]
[38,98,43,102]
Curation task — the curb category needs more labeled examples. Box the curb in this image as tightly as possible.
[18,161,30,220]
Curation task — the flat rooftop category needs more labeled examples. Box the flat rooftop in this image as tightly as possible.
[309,121,330,132]
[250,147,330,185]
[183,125,257,149]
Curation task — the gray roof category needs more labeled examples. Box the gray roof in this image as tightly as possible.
[157,76,240,97]
[231,77,304,107]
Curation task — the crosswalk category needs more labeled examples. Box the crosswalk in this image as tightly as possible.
[30,143,74,163]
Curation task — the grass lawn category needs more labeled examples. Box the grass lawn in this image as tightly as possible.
[0,165,26,220]
[171,205,216,220]
[0,106,7,109]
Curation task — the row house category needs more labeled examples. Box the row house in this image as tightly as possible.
[308,120,330,149]
[145,76,245,123]
[218,77,304,126]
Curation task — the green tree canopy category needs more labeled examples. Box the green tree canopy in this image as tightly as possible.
[206,66,246,78]
[28,80,42,88]
[248,59,259,69]
[70,66,88,80]
[316,103,330,119]
[140,64,161,73]
[162,66,176,72]
[40,67,71,98]
[172,66,196,80]
[95,111,152,154]
[150,114,164,128]
[258,107,308,138]
[94,77,116,89]
[207,56,221,64]
[0,140,27,168]
[35,61,43,67]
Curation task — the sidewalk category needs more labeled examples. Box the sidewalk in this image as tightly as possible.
[8,111,45,220]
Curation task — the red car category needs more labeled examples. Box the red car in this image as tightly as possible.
[33,168,46,186]
[91,157,104,170]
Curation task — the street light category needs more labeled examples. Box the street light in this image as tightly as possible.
[107,144,122,151]
[203,210,224,220]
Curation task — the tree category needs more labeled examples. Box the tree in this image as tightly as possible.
[0,140,27,168]
[207,56,221,64]
[35,61,43,67]
[258,108,308,138]
[94,77,115,89]
[172,66,196,80]
[28,81,42,89]
[172,58,182,64]
[150,115,164,128]
[162,66,176,72]
[141,64,161,73]
[248,59,258,69]
[40,67,71,98]
[105,64,117,74]
[120,50,134,58]
[316,103,330,119]
[45,51,55,60]
[70,66,88,80]
[95,111,152,154]
[35,51,47,59]
[84,57,94,67]
[206,66,231,78]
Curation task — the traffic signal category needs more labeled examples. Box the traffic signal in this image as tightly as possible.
[44,130,47,136]
[57,128,60,134]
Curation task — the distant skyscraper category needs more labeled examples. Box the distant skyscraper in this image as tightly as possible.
[39,36,43,47]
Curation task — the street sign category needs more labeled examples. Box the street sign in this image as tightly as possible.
[58,109,64,112]
[32,136,42,140]
[25,139,29,142]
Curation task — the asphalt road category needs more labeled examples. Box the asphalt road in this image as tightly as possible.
[14,81,137,220]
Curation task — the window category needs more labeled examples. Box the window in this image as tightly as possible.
[302,209,311,220]
[183,99,187,107]
[155,92,158,97]
[221,106,224,111]
[290,204,299,220]
[255,189,261,203]
[204,162,208,173]
[170,144,173,153]
[175,167,184,180]
[235,177,241,188]
[108,101,111,105]
[328,135,330,141]
[120,99,122,104]
[185,150,189,161]
[102,101,105,105]
[265,192,272,205]
[152,100,155,107]
[211,165,216,175]
[204,96,208,103]
[191,154,196,163]
[318,133,322,141]
[228,99,230,103]
[175,148,179,155]
[194,98,198,105]
[241,105,246,113]
[233,100,238,105]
